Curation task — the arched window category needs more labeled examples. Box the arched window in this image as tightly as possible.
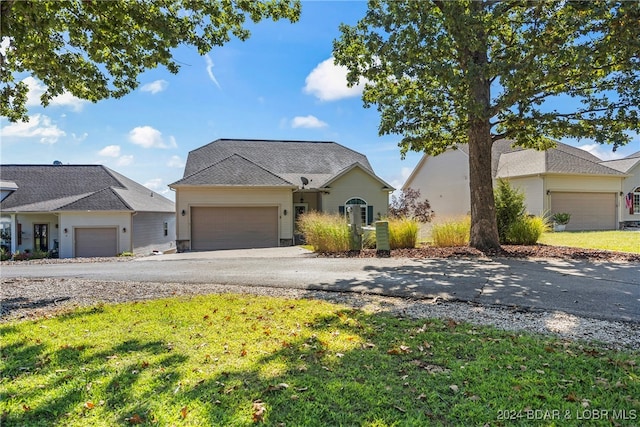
[633,187,640,215]
[344,197,368,224]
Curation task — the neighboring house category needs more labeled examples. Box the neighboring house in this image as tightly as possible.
[0,164,176,258]
[403,139,640,231]
[169,138,393,251]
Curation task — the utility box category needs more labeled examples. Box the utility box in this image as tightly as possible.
[375,220,390,254]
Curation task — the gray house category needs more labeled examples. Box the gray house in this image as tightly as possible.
[0,164,176,258]
[170,139,393,251]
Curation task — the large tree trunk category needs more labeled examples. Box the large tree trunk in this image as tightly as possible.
[466,6,501,251]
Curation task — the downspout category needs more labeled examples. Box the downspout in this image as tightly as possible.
[130,211,137,254]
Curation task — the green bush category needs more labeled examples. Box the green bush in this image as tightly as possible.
[0,248,10,261]
[431,217,471,247]
[388,218,419,249]
[494,179,526,243]
[505,215,550,245]
[297,211,350,252]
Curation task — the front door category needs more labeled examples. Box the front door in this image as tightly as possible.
[294,203,308,244]
[34,224,48,252]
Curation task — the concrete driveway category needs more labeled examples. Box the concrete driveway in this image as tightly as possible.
[2,247,639,323]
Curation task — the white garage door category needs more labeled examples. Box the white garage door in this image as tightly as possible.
[191,206,278,251]
[550,192,616,231]
[75,227,118,257]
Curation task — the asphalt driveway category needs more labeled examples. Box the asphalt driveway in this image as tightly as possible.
[2,247,639,323]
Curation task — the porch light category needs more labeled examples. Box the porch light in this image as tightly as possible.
[283,209,288,216]
[122,227,127,233]
[64,228,68,234]
[181,209,186,216]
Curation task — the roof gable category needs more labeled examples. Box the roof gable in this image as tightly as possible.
[0,165,173,212]
[178,139,377,188]
[321,162,395,190]
[172,154,295,187]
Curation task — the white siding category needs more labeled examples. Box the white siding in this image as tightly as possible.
[132,212,176,255]
[621,162,640,222]
[506,177,544,216]
[58,212,131,258]
[403,150,470,219]
[11,214,60,254]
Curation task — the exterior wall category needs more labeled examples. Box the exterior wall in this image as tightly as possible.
[58,212,132,258]
[9,213,60,254]
[173,186,293,250]
[543,175,623,220]
[320,168,390,221]
[505,176,545,216]
[132,212,176,255]
[621,162,640,222]
[404,150,470,220]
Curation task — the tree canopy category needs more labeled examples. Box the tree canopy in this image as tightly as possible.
[334,0,640,250]
[1,0,300,122]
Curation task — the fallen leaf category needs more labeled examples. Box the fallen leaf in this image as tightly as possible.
[469,395,481,401]
[180,406,188,419]
[566,392,579,402]
[22,404,31,412]
[240,348,247,357]
[84,401,95,409]
[127,413,144,424]
[449,384,459,393]
[266,383,289,392]
[252,400,266,423]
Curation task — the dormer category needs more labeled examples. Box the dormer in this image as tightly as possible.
[0,180,18,202]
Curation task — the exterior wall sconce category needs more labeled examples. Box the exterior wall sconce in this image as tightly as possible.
[64,228,68,234]
[283,209,288,216]
[122,227,127,233]
[620,191,624,196]
[181,209,186,216]
[546,190,551,195]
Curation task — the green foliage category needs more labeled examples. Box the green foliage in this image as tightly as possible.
[117,251,134,257]
[430,217,471,247]
[387,217,419,249]
[297,211,350,252]
[494,179,527,243]
[505,216,550,245]
[1,0,301,122]
[0,248,10,261]
[10,250,30,261]
[334,1,640,250]
[3,294,637,426]
[552,212,572,225]
[28,250,50,260]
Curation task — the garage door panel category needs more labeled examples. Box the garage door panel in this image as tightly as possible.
[550,192,616,231]
[191,207,278,250]
[75,228,118,257]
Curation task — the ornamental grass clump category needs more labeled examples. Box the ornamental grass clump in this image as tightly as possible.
[388,217,419,249]
[297,211,350,252]
[430,217,471,247]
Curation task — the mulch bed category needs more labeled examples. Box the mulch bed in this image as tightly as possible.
[320,244,640,263]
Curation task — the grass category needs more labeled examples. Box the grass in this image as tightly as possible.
[538,230,640,254]
[430,217,471,247]
[297,211,350,252]
[2,295,638,426]
[387,218,419,249]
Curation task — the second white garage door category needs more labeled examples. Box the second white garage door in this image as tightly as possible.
[550,192,616,231]
[191,206,279,251]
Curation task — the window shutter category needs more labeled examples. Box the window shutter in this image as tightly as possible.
[367,206,374,224]
[338,206,345,215]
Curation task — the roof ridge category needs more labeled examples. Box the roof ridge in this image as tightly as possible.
[56,187,133,211]
[551,145,623,174]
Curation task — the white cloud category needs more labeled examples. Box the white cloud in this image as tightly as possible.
[128,126,177,149]
[578,143,624,161]
[291,115,328,129]
[98,145,121,157]
[167,155,185,168]
[140,79,168,94]
[117,155,134,166]
[205,54,221,89]
[303,57,364,101]
[72,132,88,142]
[144,178,164,191]
[0,113,65,144]
[23,76,87,112]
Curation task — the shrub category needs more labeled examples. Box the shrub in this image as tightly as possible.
[30,250,50,260]
[297,211,350,252]
[505,215,550,245]
[118,251,135,257]
[551,212,571,225]
[430,217,471,247]
[388,218,419,249]
[11,250,31,261]
[388,188,434,223]
[494,179,526,243]
[0,248,10,261]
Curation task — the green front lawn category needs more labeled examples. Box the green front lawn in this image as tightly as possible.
[539,230,640,254]
[2,295,638,426]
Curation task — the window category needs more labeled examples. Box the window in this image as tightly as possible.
[634,187,640,215]
[34,224,48,252]
[345,197,368,225]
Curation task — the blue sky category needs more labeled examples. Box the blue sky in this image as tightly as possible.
[1,1,638,201]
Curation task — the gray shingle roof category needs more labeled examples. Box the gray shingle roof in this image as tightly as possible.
[0,165,174,213]
[172,139,377,188]
[599,151,640,173]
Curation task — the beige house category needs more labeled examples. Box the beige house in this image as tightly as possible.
[0,164,176,258]
[403,140,640,231]
[170,139,393,251]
